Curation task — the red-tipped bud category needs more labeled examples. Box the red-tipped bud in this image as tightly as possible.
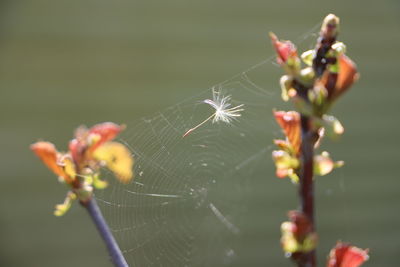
[281,211,317,254]
[327,242,369,267]
[274,110,301,155]
[269,32,298,65]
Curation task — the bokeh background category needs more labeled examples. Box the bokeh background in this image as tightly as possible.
[1,0,399,266]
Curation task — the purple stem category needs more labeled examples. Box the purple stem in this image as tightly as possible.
[83,198,129,267]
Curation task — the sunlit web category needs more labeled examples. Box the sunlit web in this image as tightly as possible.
[95,24,333,266]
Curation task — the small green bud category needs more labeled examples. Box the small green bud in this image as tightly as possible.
[314,151,343,176]
[285,56,301,75]
[334,160,345,168]
[299,67,316,86]
[288,172,299,184]
[309,83,328,108]
[332,42,346,54]
[280,75,293,101]
[318,114,344,139]
[301,50,315,66]
[54,192,76,216]
[301,233,318,253]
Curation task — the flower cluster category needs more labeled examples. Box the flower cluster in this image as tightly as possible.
[270,15,353,184]
[31,122,134,216]
[272,110,343,183]
[270,14,369,265]
[271,15,358,116]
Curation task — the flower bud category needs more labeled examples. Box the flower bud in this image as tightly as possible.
[321,14,340,40]
[332,42,346,55]
[299,67,316,86]
[301,50,315,66]
[327,242,369,267]
[280,75,294,101]
[281,211,317,254]
[314,151,344,176]
[269,32,300,74]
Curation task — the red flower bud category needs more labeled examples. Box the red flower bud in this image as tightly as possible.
[270,32,298,65]
[327,242,369,267]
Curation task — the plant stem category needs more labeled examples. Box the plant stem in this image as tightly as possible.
[292,80,317,267]
[294,17,337,267]
[298,114,316,267]
[82,198,129,267]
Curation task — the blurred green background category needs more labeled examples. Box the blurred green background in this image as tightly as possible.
[1,0,399,266]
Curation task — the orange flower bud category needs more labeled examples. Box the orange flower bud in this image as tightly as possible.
[274,110,301,155]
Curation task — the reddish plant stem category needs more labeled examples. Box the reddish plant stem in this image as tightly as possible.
[298,114,316,267]
[293,23,336,267]
[293,80,317,267]
[299,115,315,225]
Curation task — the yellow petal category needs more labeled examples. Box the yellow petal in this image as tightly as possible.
[93,173,108,189]
[93,142,134,183]
[61,156,76,181]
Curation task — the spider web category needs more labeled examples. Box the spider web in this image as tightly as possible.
[95,24,322,266]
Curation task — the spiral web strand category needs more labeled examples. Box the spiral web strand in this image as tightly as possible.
[95,24,323,267]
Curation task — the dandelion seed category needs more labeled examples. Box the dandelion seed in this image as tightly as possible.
[183,89,244,137]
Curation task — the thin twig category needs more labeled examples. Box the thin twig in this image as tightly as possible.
[82,198,129,267]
